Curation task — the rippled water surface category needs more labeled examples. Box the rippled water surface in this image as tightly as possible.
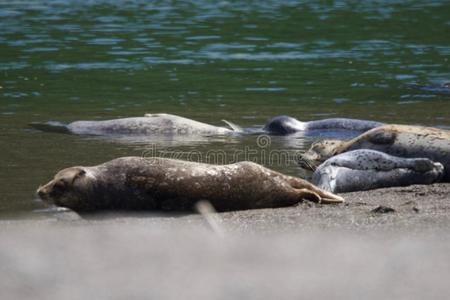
[1,0,449,215]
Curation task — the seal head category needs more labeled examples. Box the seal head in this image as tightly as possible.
[263,115,306,134]
[299,139,346,170]
[37,167,96,210]
[264,115,383,135]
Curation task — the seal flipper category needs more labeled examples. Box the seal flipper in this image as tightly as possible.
[287,177,344,204]
[221,120,243,133]
[295,188,344,204]
[28,121,71,134]
[409,160,444,181]
[409,158,438,172]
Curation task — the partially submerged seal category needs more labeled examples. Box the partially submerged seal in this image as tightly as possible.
[312,149,444,193]
[30,113,242,136]
[37,157,343,212]
[406,82,450,95]
[263,115,383,135]
[300,125,450,181]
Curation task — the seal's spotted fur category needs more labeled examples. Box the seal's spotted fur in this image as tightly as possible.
[37,157,343,212]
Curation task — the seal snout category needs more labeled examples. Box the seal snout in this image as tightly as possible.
[36,185,49,201]
[37,189,45,199]
[298,153,320,171]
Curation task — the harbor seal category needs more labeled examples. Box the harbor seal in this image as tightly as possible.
[407,82,450,95]
[30,113,242,136]
[312,149,444,193]
[299,125,450,181]
[36,157,344,212]
[263,115,383,135]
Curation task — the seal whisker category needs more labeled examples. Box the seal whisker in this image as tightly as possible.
[298,156,318,171]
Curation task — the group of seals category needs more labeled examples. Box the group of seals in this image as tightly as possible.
[31,113,380,138]
[35,113,450,211]
[300,125,450,192]
[35,112,380,212]
[37,157,343,212]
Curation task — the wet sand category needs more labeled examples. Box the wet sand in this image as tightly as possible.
[1,183,450,299]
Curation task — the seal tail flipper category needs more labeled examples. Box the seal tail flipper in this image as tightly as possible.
[409,158,439,173]
[221,120,243,133]
[28,121,71,134]
[295,188,344,204]
[288,177,344,204]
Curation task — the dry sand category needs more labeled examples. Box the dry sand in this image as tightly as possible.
[1,183,450,299]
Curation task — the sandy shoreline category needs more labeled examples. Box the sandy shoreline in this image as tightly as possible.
[1,184,450,299]
[5,183,450,232]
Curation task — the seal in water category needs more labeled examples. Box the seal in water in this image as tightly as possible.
[311,149,444,193]
[299,125,450,181]
[36,157,343,212]
[30,113,243,136]
[263,115,383,135]
[406,82,450,95]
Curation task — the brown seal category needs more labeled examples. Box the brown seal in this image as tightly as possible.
[37,157,343,212]
[300,124,450,181]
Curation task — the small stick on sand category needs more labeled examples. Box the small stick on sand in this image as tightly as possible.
[195,200,225,237]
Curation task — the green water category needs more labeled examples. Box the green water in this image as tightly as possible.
[1,0,449,215]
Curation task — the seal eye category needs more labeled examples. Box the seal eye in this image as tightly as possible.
[74,169,86,182]
[50,180,67,197]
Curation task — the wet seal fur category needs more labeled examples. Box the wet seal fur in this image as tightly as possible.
[263,115,383,135]
[30,113,242,136]
[300,125,450,181]
[312,149,444,193]
[37,157,343,212]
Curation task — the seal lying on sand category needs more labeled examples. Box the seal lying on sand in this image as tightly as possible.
[311,149,444,193]
[30,113,242,136]
[36,157,343,212]
[263,115,383,135]
[300,125,450,181]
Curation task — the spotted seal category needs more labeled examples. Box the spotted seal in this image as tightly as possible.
[30,113,242,136]
[263,115,383,135]
[311,149,444,193]
[36,157,343,212]
[300,124,450,181]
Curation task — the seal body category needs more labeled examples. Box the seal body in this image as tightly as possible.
[301,125,450,181]
[67,113,234,135]
[263,115,383,135]
[37,157,343,212]
[312,150,444,193]
[30,114,237,136]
